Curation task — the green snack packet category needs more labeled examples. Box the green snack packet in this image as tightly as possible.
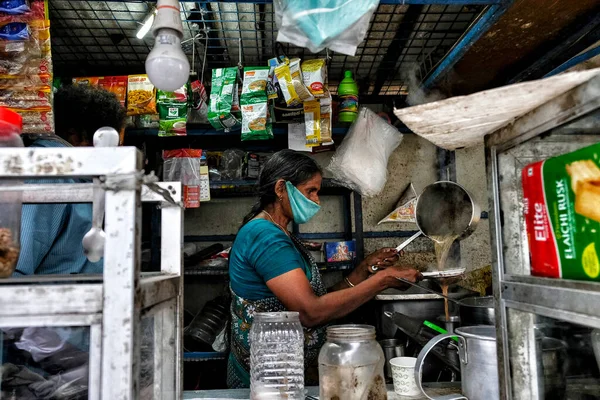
[157,85,188,137]
[158,102,187,137]
[208,67,242,132]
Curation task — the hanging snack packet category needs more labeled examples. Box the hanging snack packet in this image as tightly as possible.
[241,66,273,141]
[241,100,272,141]
[320,94,333,144]
[127,74,157,116]
[304,100,321,147]
[0,0,30,15]
[208,67,242,131]
[289,58,313,102]
[274,62,301,107]
[157,85,188,137]
[241,66,269,97]
[0,23,29,41]
[301,59,327,98]
[267,58,279,100]
[378,183,418,224]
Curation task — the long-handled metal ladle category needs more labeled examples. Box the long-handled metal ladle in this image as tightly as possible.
[81,127,120,262]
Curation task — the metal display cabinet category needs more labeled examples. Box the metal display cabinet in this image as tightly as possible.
[0,147,183,400]
[486,75,600,399]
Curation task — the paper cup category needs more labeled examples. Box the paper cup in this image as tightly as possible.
[390,357,421,398]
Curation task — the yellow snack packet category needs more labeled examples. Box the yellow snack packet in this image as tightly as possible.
[274,63,301,107]
[304,100,321,147]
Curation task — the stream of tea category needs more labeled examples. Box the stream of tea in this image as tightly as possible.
[430,234,460,321]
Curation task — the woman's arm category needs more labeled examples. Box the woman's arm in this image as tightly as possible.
[266,267,421,328]
[329,248,400,292]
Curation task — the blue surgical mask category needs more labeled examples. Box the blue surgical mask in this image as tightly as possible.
[286,181,320,224]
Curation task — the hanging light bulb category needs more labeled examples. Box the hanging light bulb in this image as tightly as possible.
[145,0,190,92]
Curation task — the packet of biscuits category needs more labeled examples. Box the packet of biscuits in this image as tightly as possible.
[522,142,600,281]
[302,59,328,98]
[241,66,273,141]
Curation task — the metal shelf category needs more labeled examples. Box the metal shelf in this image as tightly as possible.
[209,178,351,197]
[485,73,600,399]
[183,261,355,277]
[184,267,229,276]
[126,126,351,137]
[318,261,355,271]
[183,352,228,362]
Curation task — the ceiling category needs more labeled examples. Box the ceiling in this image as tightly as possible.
[49,1,485,96]
[438,0,600,95]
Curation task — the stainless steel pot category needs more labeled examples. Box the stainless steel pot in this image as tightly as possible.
[415,326,498,400]
[416,181,480,241]
[459,296,495,326]
[541,337,567,400]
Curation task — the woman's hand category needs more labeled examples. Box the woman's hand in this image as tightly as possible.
[377,267,422,290]
[360,248,403,274]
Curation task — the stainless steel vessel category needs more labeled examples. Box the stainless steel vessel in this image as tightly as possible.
[416,181,480,241]
[459,296,495,326]
[379,339,405,382]
[415,326,499,400]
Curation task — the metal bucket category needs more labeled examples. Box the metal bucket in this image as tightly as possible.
[415,326,498,400]
[416,181,480,241]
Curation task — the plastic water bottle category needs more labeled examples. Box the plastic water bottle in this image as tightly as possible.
[250,312,304,399]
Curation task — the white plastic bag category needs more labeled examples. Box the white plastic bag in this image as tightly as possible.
[327,107,403,197]
[274,0,378,56]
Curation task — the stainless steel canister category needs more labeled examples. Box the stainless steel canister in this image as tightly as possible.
[379,339,405,382]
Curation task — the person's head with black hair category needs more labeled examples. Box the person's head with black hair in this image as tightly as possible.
[54,84,126,146]
[242,149,323,226]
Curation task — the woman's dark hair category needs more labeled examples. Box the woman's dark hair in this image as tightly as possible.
[54,84,126,144]
[242,150,322,225]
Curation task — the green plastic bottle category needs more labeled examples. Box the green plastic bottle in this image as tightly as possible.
[338,70,359,123]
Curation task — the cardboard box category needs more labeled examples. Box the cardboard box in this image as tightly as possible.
[522,142,600,281]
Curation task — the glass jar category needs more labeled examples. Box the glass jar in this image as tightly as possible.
[250,312,304,399]
[319,325,387,400]
[0,107,23,278]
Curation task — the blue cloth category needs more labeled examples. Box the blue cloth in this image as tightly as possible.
[229,219,311,300]
[13,137,103,276]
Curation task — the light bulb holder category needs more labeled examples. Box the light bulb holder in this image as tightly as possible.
[151,0,184,38]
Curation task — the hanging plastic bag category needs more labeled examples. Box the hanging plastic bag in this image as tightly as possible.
[274,0,378,56]
[187,79,208,124]
[327,107,403,197]
[163,149,202,208]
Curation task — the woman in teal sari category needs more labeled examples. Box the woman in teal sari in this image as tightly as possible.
[227,150,422,388]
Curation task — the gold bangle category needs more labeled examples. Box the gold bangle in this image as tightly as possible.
[344,276,355,288]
